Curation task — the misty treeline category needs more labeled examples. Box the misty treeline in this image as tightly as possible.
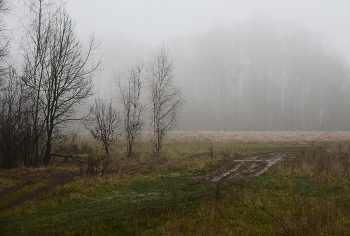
[173,18,350,131]
[0,0,184,169]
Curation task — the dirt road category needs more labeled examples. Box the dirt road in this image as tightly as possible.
[195,153,288,181]
[0,168,79,212]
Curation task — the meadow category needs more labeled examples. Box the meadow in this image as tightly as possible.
[1,131,350,235]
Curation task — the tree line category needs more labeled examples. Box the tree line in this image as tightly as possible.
[173,17,350,131]
[0,0,184,169]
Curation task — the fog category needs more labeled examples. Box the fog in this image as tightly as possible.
[67,0,350,59]
[63,0,350,131]
[16,0,350,131]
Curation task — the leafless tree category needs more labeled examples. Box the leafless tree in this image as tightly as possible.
[0,0,9,84]
[0,1,30,169]
[148,44,184,157]
[0,68,32,168]
[42,9,99,166]
[21,0,56,166]
[21,0,100,166]
[117,62,145,158]
[81,99,121,160]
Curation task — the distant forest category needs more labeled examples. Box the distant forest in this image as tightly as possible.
[171,17,350,131]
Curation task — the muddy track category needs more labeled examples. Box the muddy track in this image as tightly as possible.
[0,180,37,198]
[0,168,79,212]
[0,177,74,212]
[194,152,289,181]
[0,153,287,211]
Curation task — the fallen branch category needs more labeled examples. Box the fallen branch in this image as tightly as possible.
[50,153,86,163]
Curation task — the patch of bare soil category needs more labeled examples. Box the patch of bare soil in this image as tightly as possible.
[194,153,288,181]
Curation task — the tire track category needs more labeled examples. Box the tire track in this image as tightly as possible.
[195,153,289,181]
[0,177,75,212]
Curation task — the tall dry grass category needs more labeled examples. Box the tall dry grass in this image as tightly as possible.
[275,144,350,180]
[165,131,350,143]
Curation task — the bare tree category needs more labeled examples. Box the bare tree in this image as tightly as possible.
[0,0,8,59]
[0,68,32,168]
[21,1,100,166]
[21,0,56,166]
[148,44,184,157]
[81,99,121,160]
[42,9,99,166]
[0,0,9,86]
[117,62,145,158]
[0,1,30,169]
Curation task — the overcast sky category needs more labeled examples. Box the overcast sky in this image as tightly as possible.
[66,0,350,62]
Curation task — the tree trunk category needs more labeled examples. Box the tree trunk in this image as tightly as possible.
[103,143,110,160]
[43,130,52,166]
[127,140,132,158]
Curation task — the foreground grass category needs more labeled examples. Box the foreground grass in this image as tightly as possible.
[1,141,350,235]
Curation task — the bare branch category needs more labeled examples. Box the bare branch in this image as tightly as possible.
[148,43,185,157]
[81,99,121,159]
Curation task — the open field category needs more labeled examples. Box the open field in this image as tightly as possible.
[164,131,350,143]
[1,131,350,235]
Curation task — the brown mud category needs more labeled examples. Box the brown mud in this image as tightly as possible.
[194,152,289,181]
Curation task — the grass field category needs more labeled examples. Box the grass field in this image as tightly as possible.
[1,131,350,235]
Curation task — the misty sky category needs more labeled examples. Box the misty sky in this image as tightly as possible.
[66,0,350,61]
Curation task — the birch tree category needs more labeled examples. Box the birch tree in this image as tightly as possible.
[148,44,184,157]
[117,62,145,158]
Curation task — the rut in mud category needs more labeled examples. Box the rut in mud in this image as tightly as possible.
[194,152,289,182]
[0,169,79,212]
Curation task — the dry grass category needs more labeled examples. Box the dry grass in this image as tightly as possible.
[79,131,350,143]
[162,131,350,143]
[271,143,350,178]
